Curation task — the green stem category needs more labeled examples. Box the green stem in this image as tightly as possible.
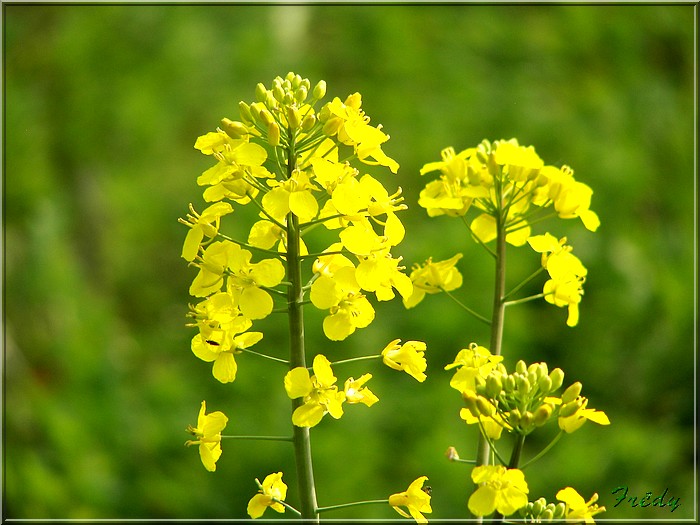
[331,354,381,367]
[317,499,389,514]
[286,152,319,521]
[241,348,289,366]
[473,179,508,522]
[441,288,492,326]
[503,293,545,308]
[503,267,545,301]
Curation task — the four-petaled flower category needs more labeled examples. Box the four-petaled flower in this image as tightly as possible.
[185,401,228,472]
[388,476,433,523]
[284,354,346,427]
[556,487,606,523]
[403,254,463,309]
[247,472,288,519]
[558,396,610,433]
[468,465,529,517]
[382,339,428,382]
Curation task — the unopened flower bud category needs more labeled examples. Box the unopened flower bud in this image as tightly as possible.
[485,374,502,398]
[294,86,308,103]
[537,374,553,394]
[445,446,460,462]
[220,118,248,139]
[559,399,582,418]
[255,82,267,102]
[528,370,538,387]
[273,84,285,102]
[508,407,521,426]
[541,508,554,520]
[301,113,317,132]
[265,91,278,110]
[462,391,478,413]
[520,410,534,429]
[515,360,527,375]
[553,502,567,519]
[531,498,545,516]
[286,106,301,130]
[238,101,254,125]
[549,368,565,392]
[259,108,274,126]
[533,404,553,426]
[476,396,494,417]
[312,80,327,100]
[322,116,343,137]
[267,122,280,147]
[345,92,362,109]
[504,375,516,393]
[561,381,583,404]
[516,375,531,396]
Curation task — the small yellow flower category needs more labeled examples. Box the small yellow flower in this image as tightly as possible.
[403,254,463,309]
[284,354,346,427]
[185,401,228,472]
[343,374,379,406]
[556,487,606,523]
[388,476,432,523]
[445,344,503,394]
[558,396,610,433]
[247,472,288,519]
[382,339,428,382]
[180,202,234,262]
[468,465,529,517]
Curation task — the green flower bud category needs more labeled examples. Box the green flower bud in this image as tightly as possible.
[313,79,327,100]
[515,360,527,375]
[504,375,516,393]
[273,84,285,102]
[561,381,583,404]
[485,374,502,398]
[549,368,565,392]
[520,410,534,429]
[541,508,554,521]
[553,502,567,519]
[259,108,274,126]
[294,86,308,104]
[220,118,248,139]
[265,91,278,110]
[537,374,553,394]
[528,370,538,388]
[322,116,343,137]
[516,374,531,396]
[533,404,553,426]
[238,101,254,125]
[267,121,280,147]
[559,399,582,418]
[255,82,267,102]
[462,391,478,413]
[301,78,311,92]
[508,407,521,426]
[286,106,301,130]
[476,396,494,417]
[300,113,317,132]
[531,498,545,516]
[317,103,331,122]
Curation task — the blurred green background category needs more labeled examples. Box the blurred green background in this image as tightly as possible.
[3,3,695,521]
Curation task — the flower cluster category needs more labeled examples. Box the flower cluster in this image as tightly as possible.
[419,139,599,244]
[518,488,606,523]
[447,345,609,439]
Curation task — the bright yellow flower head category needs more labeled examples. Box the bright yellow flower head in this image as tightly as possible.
[180,202,234,262]
[382,339,428,382]
[558,396,610,433]
[284,354,346,427]
[445,344,503,394]
[262,169,320,224]
[310,266,375,341]
[388,476,432,523]
[468,465,529,517]
[556,487,606,523]
[403,254,464,309]
[247,472,288,519]
[344,374,379,407]
[185,401,228,472]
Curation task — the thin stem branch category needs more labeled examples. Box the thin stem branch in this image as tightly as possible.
[503,267,545,301]
[241,348,289,366]
[316,499,389,514]
[441,288,492,326]
[331,354,382,367]
[221,435,293,442]
[520,431,563,470]
[504,293,545,308]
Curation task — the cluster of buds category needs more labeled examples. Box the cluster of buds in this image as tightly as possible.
[518,497,567,522]
[462,359,564,435]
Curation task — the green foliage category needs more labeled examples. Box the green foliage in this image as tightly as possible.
[4,4,694,520]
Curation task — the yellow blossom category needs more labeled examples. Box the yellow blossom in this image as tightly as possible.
[185,401,228,472]
[382,339,428,382]
[403,254,464,309]
[180,202,234,262]
[468,465,529,517]
[556,487,606,523]
[388,476,432,523]
[343,374,379,406]
[247,472,288,519]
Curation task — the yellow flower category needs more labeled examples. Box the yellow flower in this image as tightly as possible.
[356,250,413,302]
[403,254,464,308]
[468,465,529,517]
[185,401,228,472]
[262,169,320,224]
[444,344,503,394]
[343,374,379,406]
[247,472,288,519]
[558,396,610,433]
[310,266,375,341]
[382,339,428,382]
[542,165,600,231]
[556,487,606,523]
[388,476,432,523]
[180,202,234,262]
[284,354,346,427]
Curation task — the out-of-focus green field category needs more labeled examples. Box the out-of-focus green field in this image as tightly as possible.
[3,4,695,520]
